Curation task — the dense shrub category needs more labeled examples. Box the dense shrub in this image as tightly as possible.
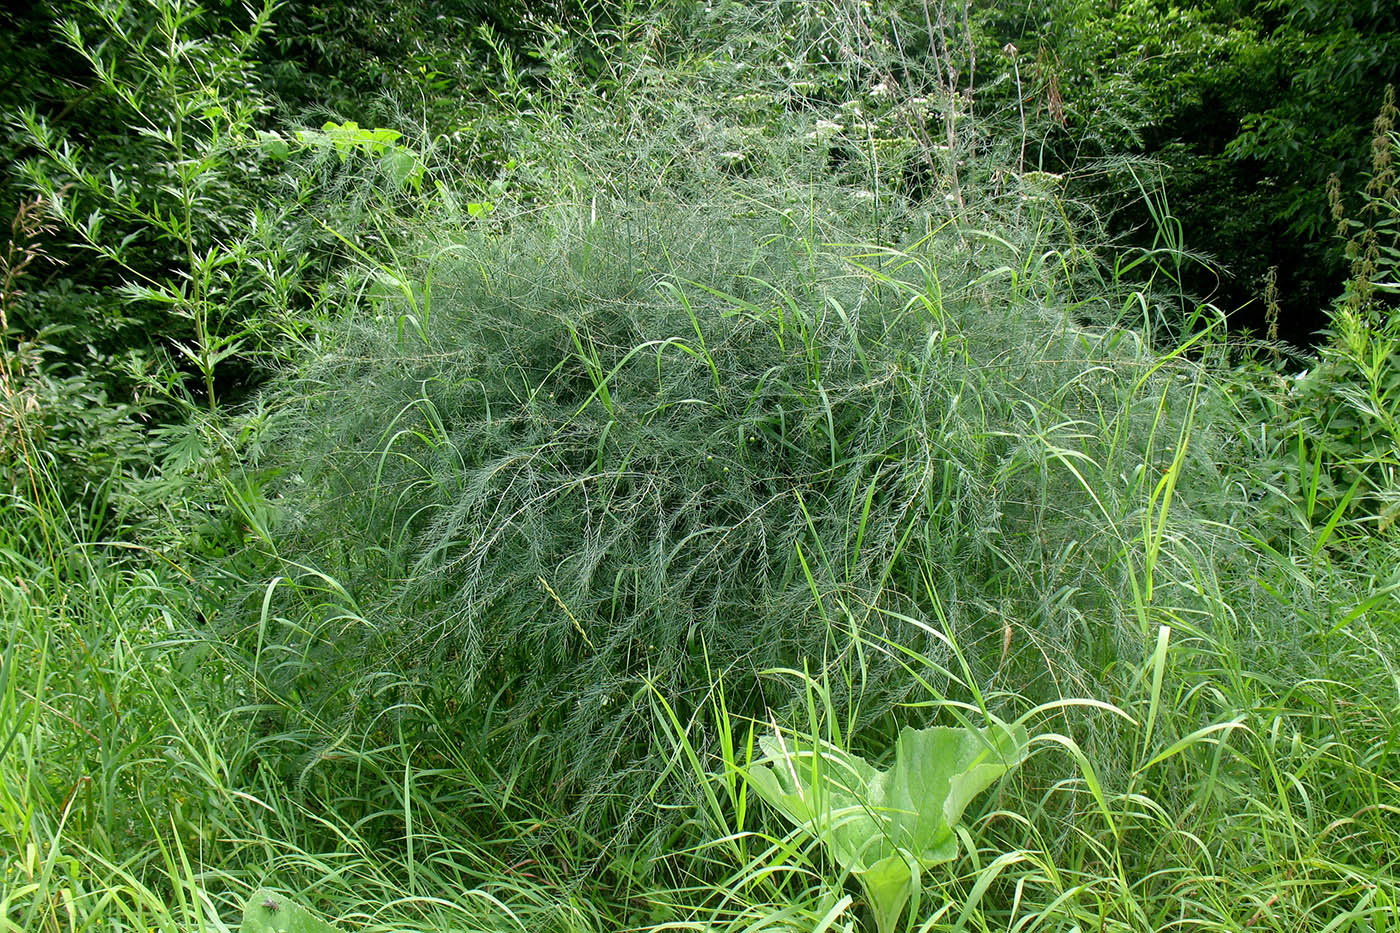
[240,169,1245,853]
[980,0,1400,343]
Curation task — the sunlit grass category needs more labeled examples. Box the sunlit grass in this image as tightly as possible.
[3,1,1397,931]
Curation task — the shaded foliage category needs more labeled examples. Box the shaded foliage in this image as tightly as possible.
[981,0,1400,344]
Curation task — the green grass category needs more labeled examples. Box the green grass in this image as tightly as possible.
[3,2,1398,932]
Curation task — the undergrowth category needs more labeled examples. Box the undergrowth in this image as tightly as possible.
[2,2,1397,932]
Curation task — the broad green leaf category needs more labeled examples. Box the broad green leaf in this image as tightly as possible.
[239,889,341,933]
[747,721,1028,933]
[861,851,920,933]
[367,127,402,148]
[381,147,423,190]
[256,131,289,160]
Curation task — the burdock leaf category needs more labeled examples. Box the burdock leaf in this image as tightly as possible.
[748,721,1028,933]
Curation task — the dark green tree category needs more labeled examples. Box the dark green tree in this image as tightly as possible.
[980,0,1400,343]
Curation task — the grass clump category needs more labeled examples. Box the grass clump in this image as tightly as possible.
[237,164,1239,860]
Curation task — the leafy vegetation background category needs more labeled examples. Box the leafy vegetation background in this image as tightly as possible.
[2,1,1397,931]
